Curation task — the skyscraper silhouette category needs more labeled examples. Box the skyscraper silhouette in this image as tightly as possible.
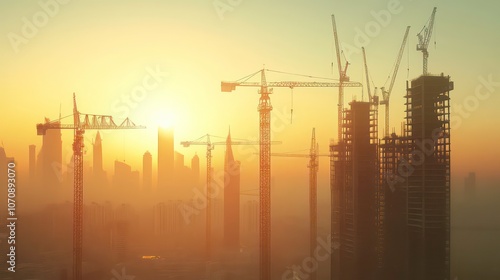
[29,144,36,184]
[191,153,200,184]
[406,75,452,280]
[114,160,132,188]
[143,151,152,191]
[330,101,379,280]
[93,132,106,185]
[223,129,241,252]
[175,151,185,175]
[37,118,62,189]
[93,132,103,175]
[158,127,174,189]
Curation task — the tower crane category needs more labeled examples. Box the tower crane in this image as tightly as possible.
[379,26,411,136]
[36,93,145,280]
[221,69,361,280]
[180,132,281,261]
[362,47,379,106]
[269,128,331,280]
[417,7,437,75]
[331,14,351,142]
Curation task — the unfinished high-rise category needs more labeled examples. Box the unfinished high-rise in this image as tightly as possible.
[405,74,453,280]
[379,133,410,279]
[330,101,379,280]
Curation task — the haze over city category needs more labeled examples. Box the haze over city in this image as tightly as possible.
[0,0,499,279]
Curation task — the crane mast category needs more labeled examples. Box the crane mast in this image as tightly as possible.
[37,93,144,280]
[221,68,360,280]
[72,95,84,280]
[258,68,273,280]
[417,7,437,75]
[269,128,331,280]
[331,14,350,142]
[307,128,319,280]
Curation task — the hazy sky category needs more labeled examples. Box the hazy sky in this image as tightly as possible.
[0,0,499,193]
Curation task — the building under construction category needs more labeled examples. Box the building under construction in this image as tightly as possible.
[405,74,453,280]
[330,101,379,280]
[379,132,410,279]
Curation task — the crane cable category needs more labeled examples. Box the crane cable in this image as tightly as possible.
[234,69,262,83]
[267,69,338,81]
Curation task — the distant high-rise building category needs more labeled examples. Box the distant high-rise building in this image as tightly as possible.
[330,101,379,280]
[112,204,134,262]
[223,130,241,252]
[241,200,258,246]
[464,172,476,200]
[175,151,185,173]
[143,151,152,191]
[112,220,129,263]
[29,144,36,183]
[114,160,132,188]
[131,171,140,188]
[158,127,174,188]
[93,132,107,186]
[211,197,224,245]
[405,75,453,280]
[37,118,62,189]
[153,201,183,238]
[93,132,103,175]
[191,153,200,184]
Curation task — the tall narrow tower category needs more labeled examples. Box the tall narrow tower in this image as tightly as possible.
[39,118,63,189]
[92,132,105,185]
[191,153,200,184]
[223,129,241,252]
[330,101,379,280]
[406,75,452,280]
[158,127,174,189]
[143,151,152,191]
[29,144,36,183]
[93,132,103,173]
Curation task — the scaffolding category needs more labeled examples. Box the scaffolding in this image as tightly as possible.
[330,101,379,280]
[379,132,410,279]
[405,74,452,280]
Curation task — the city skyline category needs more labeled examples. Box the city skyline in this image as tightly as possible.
[0,1,498,187]
[0,1,499,280]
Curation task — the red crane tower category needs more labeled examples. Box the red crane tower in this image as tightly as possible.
[221,69,361,280]
[36,93,144,280]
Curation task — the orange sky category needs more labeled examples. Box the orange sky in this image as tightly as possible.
[0,0,499,190]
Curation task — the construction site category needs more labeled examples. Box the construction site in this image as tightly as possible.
[0,3,466,280]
